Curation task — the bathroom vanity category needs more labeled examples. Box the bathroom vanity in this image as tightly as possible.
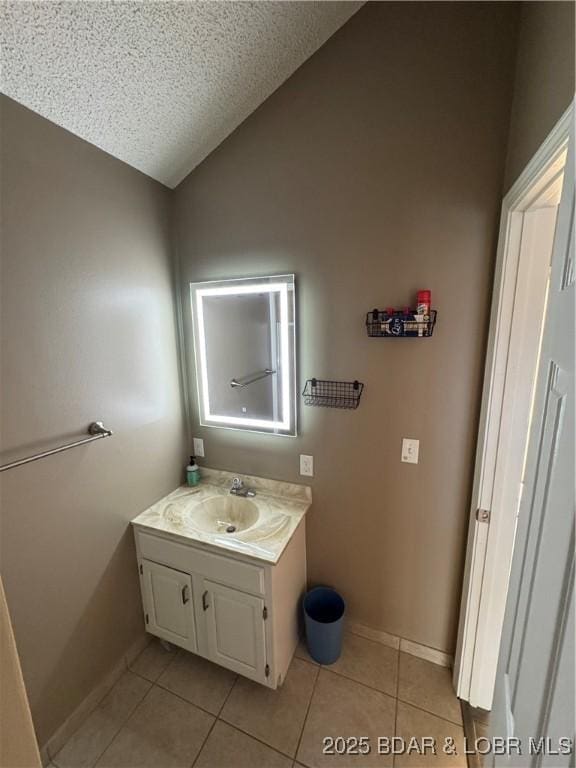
[131,469,310,688]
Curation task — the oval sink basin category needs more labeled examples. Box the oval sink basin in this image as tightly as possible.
[193,496,259,534]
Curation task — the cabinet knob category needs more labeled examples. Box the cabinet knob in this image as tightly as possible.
[181,585,190,604]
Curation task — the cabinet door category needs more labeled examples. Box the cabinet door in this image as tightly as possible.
[202,580,267,682]
[141,560,197,653]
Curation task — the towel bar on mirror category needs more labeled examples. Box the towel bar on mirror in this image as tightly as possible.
[0,421,113,472]
[230,369,276,388]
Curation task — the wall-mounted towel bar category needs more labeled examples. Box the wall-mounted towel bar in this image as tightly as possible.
[0,421,113,472]
[230,369,276,388]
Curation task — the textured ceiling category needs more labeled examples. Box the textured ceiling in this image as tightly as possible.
[0,1,362,188]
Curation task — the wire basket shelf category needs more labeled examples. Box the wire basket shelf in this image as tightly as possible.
[302,378,364,409]
[366,309,437,338]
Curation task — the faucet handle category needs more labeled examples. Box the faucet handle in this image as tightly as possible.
[231,477,244,490]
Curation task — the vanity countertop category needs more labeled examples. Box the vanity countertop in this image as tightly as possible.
[131,467,311,564]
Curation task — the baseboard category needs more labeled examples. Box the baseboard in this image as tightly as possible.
[42,633,150,765]
[399,637,453,668]
[347,621,453,668]
[347,621,400,650]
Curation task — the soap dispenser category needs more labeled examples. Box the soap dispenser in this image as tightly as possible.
[186,456,200,486]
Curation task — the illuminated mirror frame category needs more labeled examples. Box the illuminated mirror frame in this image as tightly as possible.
[189,275,296,436]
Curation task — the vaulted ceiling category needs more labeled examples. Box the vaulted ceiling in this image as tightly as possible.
[0,1,362,187]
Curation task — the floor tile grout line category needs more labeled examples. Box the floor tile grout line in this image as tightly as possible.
[213,655,319,762]
[319,666,397,702]
[47,676,117,764]
[49,660,150,764]
[215,718,298,764]
[300,637,460,717]
[292,662,321,763]
[216,714,299,761]
[396,649,464,727]
[313,637,399,698]
[396,697,464,730]
[51,642,164,767]
[79,681,156,768]
[127,644,179,685]
[216,673,238,718]
[190,712,219,768]
[99,664,235,768]
[133,651,232,768]
[294,649,319,669]
[130,667,170,686]
[152,679,229,719]
[317,660,463,728]
[160,647,181,675]
[318,660,464,735]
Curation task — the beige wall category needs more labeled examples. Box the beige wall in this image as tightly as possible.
[0,576,41,768]
[174,2,520,655]
[504,1,575,190]
[0,96,186,746]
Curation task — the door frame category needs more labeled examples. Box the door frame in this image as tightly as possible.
[453,103,573,709]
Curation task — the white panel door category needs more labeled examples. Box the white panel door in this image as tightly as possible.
[202,579,267,683]
[141,560,197,652]
[490,121,574,764]
[454,108,572,709]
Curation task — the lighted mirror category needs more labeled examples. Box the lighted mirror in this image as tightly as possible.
[189,275,296,436]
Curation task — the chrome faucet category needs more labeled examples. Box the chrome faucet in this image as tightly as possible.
[230,477,256,497]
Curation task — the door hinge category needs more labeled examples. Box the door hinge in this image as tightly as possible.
[145,613,149,625]
[139,563,143,575]
[476,508,491,523]
[263,606,268,620]
[265,664,270,678]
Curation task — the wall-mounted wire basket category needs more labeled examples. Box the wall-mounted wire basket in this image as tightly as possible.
[302,378,364,409]
[366,309,437,338]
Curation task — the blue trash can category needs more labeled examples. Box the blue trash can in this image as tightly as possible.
[303,586,345,664]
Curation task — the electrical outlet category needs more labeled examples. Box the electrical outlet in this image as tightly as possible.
[193,437,205,458]
[300,454,314,477]
[401,438,419,464]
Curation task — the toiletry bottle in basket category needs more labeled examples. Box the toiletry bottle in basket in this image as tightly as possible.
[390,309,404,336]
[417,290,431,317]
[416,290,431,336]
[403,306,416,336]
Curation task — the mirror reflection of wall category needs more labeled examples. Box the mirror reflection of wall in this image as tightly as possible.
[203,292,274,420]
[189,275,296,436]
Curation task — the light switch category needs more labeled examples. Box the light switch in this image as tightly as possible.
[193,437,205,458]
[300,454,314,477]
[401,438,419,464]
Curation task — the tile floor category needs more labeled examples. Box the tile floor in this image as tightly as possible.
[51,633,466,768]
[463,706,490,768]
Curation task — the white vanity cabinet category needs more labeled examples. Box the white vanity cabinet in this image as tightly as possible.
[133,520,306,688]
